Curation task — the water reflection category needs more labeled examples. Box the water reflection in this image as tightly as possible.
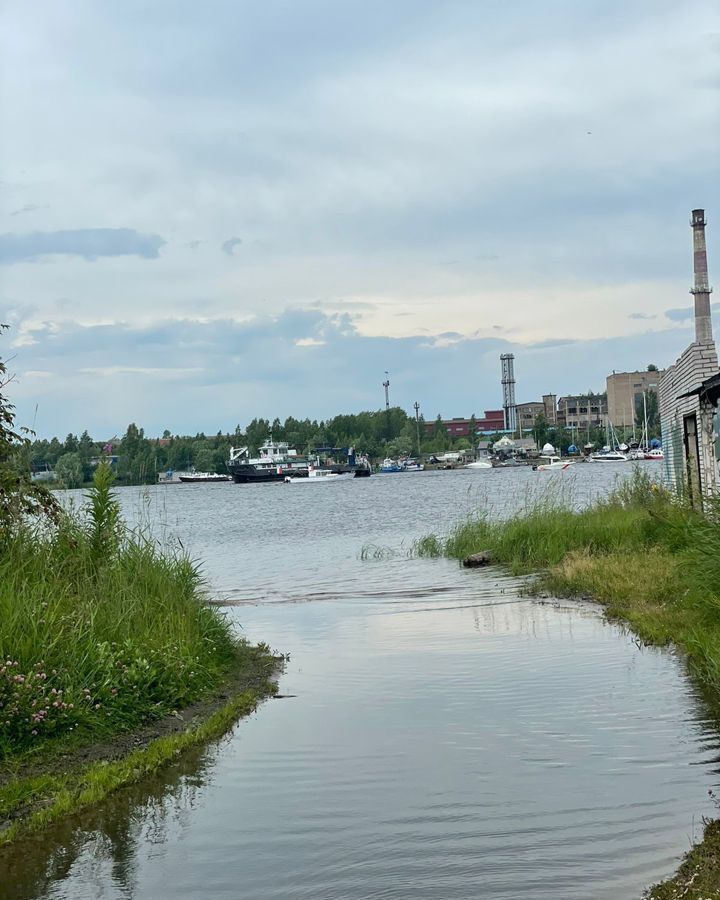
[4,742,218,900]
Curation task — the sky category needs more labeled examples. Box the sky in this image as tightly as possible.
[1,0,718,439]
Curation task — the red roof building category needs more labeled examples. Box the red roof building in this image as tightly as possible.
[425,410,506,437]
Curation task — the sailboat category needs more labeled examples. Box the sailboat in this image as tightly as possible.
[590,421,628,462]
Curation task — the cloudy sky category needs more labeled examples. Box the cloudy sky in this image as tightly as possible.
[1,0,718,438]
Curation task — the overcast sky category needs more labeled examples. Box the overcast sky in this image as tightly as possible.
[1,0,718,438]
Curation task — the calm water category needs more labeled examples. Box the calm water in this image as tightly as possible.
[5,463,720,900]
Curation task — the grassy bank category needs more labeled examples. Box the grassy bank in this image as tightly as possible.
[0,677,276,847]
[0,461,278,841]
[1,468,240,758]
[414,470,720,898]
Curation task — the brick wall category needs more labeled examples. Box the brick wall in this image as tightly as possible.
[659,341,718,496]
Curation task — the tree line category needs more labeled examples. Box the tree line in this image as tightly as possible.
[27,409,462,487]
[26,399,661,489]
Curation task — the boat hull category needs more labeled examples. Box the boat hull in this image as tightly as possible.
[229,465,291,484]
[285,473,354,484]
[178,475,230,483]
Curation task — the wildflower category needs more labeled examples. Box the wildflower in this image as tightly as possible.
[31,729,37,736]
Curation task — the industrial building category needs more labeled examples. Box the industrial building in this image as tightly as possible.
[606,369,662,429]
[426,410,505,438]
[515,402,546,431]
[556,394,607,429]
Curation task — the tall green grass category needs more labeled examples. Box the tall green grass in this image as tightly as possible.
[0,464,240,758]
[414,470,702,573]
[414,468,720,683]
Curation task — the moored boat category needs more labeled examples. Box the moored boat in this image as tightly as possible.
[178,472,230,483]
[378,458,403,473]
[534,455,574,471]
[285,467,353,484]
[644,448,664,460]
[589,450,629,462]
[228,439,308,484]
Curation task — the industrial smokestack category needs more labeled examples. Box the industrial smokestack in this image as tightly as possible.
[500,354,517,432]
[690,209,713,344]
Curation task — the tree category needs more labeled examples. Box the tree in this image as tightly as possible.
[78,430,95,482]
[647,363,659,372]
[532,413,550,449]
[55,453,84,489]
[635,391,660,439]
[0,325,58,537]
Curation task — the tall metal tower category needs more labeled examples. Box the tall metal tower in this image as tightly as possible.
[500,354,517,432]
[383,372,390,410]
[690,209,713,343]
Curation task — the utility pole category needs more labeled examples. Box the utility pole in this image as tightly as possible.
[383,372,390,410]
[413,401,421,457]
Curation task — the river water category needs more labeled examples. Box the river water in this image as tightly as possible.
[5,463,720,899]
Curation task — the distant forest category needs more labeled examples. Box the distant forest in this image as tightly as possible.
[26,407,629,488]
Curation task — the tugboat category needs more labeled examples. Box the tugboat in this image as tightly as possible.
[228,438,308,484]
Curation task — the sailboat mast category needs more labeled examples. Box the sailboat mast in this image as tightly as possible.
[643,391,649,448]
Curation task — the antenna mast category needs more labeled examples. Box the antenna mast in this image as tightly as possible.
[383,372,390,410]
[413,401,421,456]
[500,354,517,432]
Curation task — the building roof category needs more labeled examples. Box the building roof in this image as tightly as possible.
[678,371,720,401]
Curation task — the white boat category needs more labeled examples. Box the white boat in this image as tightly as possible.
[589,451,629,462]
[534,455,575,471]
[401,459,425,472]
[177,472,230,483]
[465,460,492,469]
[285,467,353,484]
[644,448,664,460]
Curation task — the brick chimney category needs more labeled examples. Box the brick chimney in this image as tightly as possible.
[690,209,713,343]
